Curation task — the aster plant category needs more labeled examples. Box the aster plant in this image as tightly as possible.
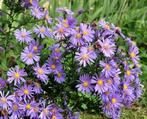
[0,1,143,119]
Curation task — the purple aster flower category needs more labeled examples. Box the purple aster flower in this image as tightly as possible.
[33,82,43,94]
[124,64,135,81]
[0,91,14,109]
[109,93,122,109]
[80,23,95,43]
[27,101,40,118]
[14,28,32,43]
[46,59,62,74]
[134,78,142,99]
[21,46,40,65]
[53,23,69,40]
[28,40,43,53]
[76,74,93,93]
[129,45,139,65]
[98,38,116,57]
[54,70,66,83]
[0,78,6,89]
[91,74,108,94]
[50,113,63,119]
[34,25,47,38]
[33,63,50,83]
[75,47,97,67]
[70,28,84,46]
[39,102,50,119]
[100,60,117,78]
[7,66,27,85]
[9,98,22,119]
[17,84,34,101]
[31,6,44,19]
[45,27,53,38]
[121,81,135,107]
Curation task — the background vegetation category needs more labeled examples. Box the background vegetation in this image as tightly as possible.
[0,0,147,118]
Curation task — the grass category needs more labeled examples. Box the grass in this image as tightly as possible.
[81,106,147,119]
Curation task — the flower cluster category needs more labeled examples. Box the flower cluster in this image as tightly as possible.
[0,1,142,119]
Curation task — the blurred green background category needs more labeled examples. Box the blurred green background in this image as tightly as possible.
[0,0,147,118]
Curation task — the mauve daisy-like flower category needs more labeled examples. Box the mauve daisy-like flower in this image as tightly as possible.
[75,47,97,67]
[7,66,27,85]
[21,0,39,8]
[21,46,40,65]
[34,25,47,38]
[33,63,50,83]
[50,113,63,119]
[0,78,6,89]
[0,91,14,109]
[91,74,108,94]
[31,6,44,19]
[100,60,117,78]
[54,70,66,83]
[98,38,116,57]
[28,40,43,53]
[129,45,139,65]
[76,74,93,93]
[17,84,34,101]
[80,23,95,43]
[14,28,32,43]
[53,23,69,40]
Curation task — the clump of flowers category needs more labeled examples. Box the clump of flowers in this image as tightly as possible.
[0,1,142,119]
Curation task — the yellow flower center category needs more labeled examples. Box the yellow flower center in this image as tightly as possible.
[83,81,89,87]
[55,48,60,53]
[105,64,111,71]
[29,0,33,4]
[45,15,49,20]
[13,104,18,111]
[57,72,62,78]
[83,31,89,35]
[24,89,29,95]
[103,44,110,50]
[126,70,131,76]
[35,82,41,88]
[76,33,81,39]
[63,20,69,28]
[123,84,128,90]
[26,104,31,110]
[21,32,26,38]
[130,52,135,58]
[51,64,56,70]
[52,115,57,119]
[104,24,110,29]
[27,53,33,59]
[37,68,44,75]
[82,54,89,60]
[14,72,20,79]
[40,28,45,33]
[33,46,38,51]
[97,79,103,86]
[107,79,112,85]
[0,97,7,103]
[58,28,64,33]
[43,108,49,114]
[111,98,117,104]
[105,91,110,95]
